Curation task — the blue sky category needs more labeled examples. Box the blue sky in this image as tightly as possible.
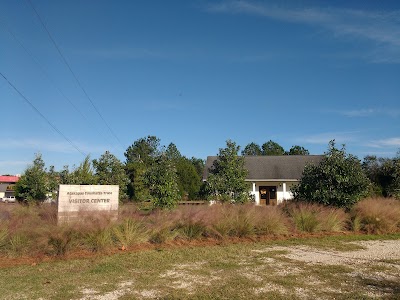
[1,0,400,175]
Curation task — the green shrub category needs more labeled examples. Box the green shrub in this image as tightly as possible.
[293,141,370,208]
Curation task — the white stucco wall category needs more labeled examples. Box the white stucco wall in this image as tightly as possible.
[248,181,298,205]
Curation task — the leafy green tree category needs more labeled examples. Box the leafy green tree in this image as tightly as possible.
[126,161,150,201]
[93,151,130,201]
[59,165,71,184]
[176,157,202,199]
[125,135,161,166]
[69,155,97,185]
[47,165,60,199]
[363,153,400,198]
[389,152,400,198]
[286,145,310,155]
[362,155,386,196]
[145,155,180,209]
[262,140,285,156]
[125,136,161,200]
[389,155,400,199]
[189,157,206,199]
[207,140,250,203]
[293,141,370,208]
[242,142,262,156]
[164,143,202,200]
[190,157,205,179]
[165,143,182,161]
[15,153,48,203]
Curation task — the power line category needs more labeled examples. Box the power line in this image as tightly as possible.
[0,71,87,157]
[0,17,113,145]
[26,0,124,148]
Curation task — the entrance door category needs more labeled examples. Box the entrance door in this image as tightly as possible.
[259,186,277,205]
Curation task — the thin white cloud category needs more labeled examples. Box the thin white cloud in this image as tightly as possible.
[339,108,400,118]
[366,137,400,148]
[298,131,358,145]
[360,151,397,157]
[0,160,30,167]
[207,1,400,63]
[0,138,113,155]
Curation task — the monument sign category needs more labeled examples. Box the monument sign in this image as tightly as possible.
[57,185,119,223]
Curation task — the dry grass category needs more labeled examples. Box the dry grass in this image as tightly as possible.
[1,236,399,299]
[285,202,347,233]
[352,197,400,234]
[253,206,289,235]
[0,198,399,258]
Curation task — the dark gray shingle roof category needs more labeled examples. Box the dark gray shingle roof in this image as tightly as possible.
[204,155,324,181]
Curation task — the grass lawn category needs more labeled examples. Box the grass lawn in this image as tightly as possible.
[0,234,399,299]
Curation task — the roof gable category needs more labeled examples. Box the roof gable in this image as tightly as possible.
[204,155,324,181]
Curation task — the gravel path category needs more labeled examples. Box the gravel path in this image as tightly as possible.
[272,240,400,265]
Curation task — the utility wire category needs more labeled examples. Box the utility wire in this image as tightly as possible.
[0,17,112,145]
[27,0,124,148]
[0,71,86,157]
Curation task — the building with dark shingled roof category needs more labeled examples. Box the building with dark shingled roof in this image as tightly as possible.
[203,155,324,205]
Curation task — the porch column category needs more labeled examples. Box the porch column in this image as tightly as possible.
[282,182,286,199]
[252,182,258,204]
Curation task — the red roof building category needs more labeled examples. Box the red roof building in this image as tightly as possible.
[0,176,20,199]
[0,176,20,183]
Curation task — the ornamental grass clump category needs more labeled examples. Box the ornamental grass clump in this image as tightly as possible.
[253,206,289,236]
[47,226,77,256]
[84,227,113,252]
[147,210,177,244]
[287,203,322,233]
[227,205,256,238]
[80,216,114,252]
[173,206,208,241]
[0,228,8,250]
[112,218,147,249]
[352,198,400,234]
[207,205,233,239]
[7,234,31,257]
[317,207,347,232]
[4,205,57,256]
[37,204,58,224]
